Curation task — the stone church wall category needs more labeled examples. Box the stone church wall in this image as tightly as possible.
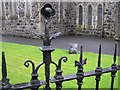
[1,2,59,38]
[104,2,116,37]
[1,1,120,39]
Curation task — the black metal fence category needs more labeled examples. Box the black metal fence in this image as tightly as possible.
[1,3,120,90]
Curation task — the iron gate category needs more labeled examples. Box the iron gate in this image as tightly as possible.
[1,3,120,90]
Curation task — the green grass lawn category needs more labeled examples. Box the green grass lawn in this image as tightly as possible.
[0,42,120,89]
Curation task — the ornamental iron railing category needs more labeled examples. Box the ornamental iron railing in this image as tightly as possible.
[1,3,120,90]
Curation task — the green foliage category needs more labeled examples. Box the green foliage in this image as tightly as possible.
[0,42,119,89]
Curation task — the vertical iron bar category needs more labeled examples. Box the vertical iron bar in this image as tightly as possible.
[95,45,102,90]
[98,45,101,67]
[77,76,83,90]
[80,46,83,64]
[42,18,54,90]
[78,46,83,90]
[110,43,117,90]
[78,85,81,90]
[96,81,99,90]
[76,46,87,90]
[76,46,84,90]
[113,43,117,64]
[44,18,50,46]
[1,52,11,89]
[110,77,115,90]
[56,82,62,90]
[2,52,7,80]
[44,58,50,90]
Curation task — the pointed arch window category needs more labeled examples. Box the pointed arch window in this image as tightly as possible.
[98,4,102,26]
[12,1,18,17]
[79,5,83,26]
[26,0,31,17]
[0,1,2,17]
[88,5,92,26]
[11,0,15,16]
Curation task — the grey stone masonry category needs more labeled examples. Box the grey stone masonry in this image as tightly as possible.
[1,1,120,39]
[117,1,120,39]
[103,2,116,37]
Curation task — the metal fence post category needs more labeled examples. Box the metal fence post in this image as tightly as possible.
[40,4,55,90]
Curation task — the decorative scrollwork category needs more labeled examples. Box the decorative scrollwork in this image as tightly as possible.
[35,61,44,72]
[54,56,68,80]
[75,46,87,69]
[24,60,45,75]
[32,31,44,40]
[49,32,61,40]
[57,56,67,70]
[24,60,45,85]
[75,61,83,68]
[24,60,35,74]
[75,58,87,68]
[51,61,58,68]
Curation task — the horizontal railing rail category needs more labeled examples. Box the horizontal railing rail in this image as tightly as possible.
[50,66,120,83]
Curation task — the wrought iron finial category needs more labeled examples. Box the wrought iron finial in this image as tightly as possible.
[80,46,83,64]
[57,56,67,70]
[53,56,67,90]
[1,52,11,89]
[35,61,44,72]
[41,3,55,18]
[40,3,56,47]
[54,56,68,80]
[98,45,101,67]
[75,46,87,68]
[24,60,35,74]
[2,52,7,79]
[24,60,40,85]
[113,43,117,64]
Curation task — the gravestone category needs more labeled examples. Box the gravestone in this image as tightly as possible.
[69,43,78,54]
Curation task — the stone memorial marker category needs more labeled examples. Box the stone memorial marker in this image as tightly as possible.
[69,43,78,54]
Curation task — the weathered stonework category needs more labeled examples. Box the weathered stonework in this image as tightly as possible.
[118,2,120,36]
[1,1,120,39]
[18,2,25,18]
[103,2,116,37]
